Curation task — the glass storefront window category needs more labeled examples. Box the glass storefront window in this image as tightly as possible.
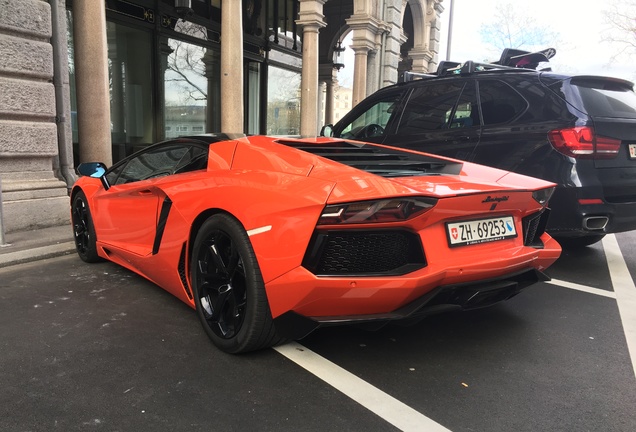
[267,66,301,136]
[246,62,260,135]
[163,33,219,138]
[107,21,154,161]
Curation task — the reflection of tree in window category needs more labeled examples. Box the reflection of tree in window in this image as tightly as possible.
[165,28,207,106]
[267,67,301,135]
[164,21,212,139]
[116,146,189,184]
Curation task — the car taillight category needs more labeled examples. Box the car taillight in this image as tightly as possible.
[532,187,555,206]
[548,127,620,159]
[317,197,437,225]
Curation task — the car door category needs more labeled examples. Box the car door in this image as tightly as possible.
[385,79,481,161]
[95,143,205,256]
[469,78,535,172]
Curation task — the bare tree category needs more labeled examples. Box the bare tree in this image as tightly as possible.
[479,1,561,57]
[165,40,208,104]
[603,1,636,61]
[165,21,210,105]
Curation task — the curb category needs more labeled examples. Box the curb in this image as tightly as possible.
[0,242,76,269]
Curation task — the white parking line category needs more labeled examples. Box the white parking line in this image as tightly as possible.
[275,235,636,429]
[546,279,617,299]
[274,342,452,432]
[602,234,636,378]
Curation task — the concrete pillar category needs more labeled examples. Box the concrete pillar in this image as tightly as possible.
[366,49,378,96]
[73,0,112,165]
[324,80,335,125]
[381,0,405,87]
[297,0,326,138]
[319,64,337,126]
[346,12,380,107]
[410,50,434,73]
[220,0,243,134]
[352,46,370,107]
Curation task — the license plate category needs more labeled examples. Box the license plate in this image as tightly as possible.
[629,144,636,159]
[446,216,517,247]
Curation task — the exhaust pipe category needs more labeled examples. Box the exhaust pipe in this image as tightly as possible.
[583,216,609,230]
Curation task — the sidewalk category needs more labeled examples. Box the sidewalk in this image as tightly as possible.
[0,224,76,268]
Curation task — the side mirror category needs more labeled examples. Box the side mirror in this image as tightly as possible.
[77,162,107,178]
[77,162,110,190]
[320,124,334,137]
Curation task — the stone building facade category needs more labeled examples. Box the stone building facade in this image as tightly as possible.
[0,0,444,234]
[0,0,73,233]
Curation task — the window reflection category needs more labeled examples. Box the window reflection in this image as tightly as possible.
[106,22,154,161]
[163,33,220,138]
[267,66,300,136]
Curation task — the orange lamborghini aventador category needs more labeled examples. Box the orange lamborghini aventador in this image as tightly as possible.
[71,134,561,353]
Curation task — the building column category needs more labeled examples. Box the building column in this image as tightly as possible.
[381,0,405,87]
[297,0,326,138]
[220,0,243,133]
[73,0,112,165]
[351,46,370,107]
[324,79,335,125]
[408,0,444,73]
[409,50,435,73]
[347,13,380,107]
[319,64,337,126]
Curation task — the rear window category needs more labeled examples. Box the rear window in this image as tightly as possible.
[555,77,636,119]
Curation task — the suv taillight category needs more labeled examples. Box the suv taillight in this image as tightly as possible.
[548,127,620,159]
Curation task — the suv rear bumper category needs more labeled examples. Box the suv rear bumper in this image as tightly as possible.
[547,186,636,237]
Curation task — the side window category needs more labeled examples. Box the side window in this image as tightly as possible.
[396,81,465,134]
[174,145,208,174]
[112,145,190,185]
[339,91,403,139]
[478,80,528,125]
[105,162,126,186]
[449,81,479,129]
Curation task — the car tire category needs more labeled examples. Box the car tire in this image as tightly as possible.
[71,191,101,263]
[556,234,606,249]
[190,213,284,353]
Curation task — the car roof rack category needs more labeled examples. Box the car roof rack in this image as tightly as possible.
[401,47,556,82]
[402,71,437,82]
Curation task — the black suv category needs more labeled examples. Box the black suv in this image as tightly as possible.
[321,49,636,247]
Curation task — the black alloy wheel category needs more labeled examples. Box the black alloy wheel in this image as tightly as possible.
[190,214,283,353]
[71,191,101,263]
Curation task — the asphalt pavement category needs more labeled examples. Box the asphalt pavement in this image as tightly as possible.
[1,226,635,431]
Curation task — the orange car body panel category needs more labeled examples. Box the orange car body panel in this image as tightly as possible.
[72,136,561,321]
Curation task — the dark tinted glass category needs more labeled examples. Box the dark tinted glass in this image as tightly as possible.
[396,82,465,133]
[572,78,636,119]
[112,145,190,185]
[478,80,528,125]
[449,81,479,128]
[174,145,208,174]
